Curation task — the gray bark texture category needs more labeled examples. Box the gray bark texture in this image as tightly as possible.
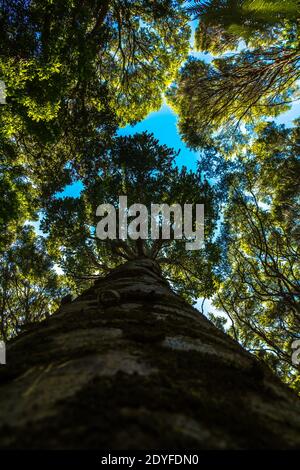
[0,258,300,449]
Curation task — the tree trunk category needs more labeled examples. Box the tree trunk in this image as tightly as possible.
[0,258,300,449]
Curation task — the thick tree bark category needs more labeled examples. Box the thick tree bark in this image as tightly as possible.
[0,258,300,449]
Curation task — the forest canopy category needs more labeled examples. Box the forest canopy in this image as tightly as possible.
[0,0,299,392]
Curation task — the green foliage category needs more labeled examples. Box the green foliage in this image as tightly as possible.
[0,0,190,139]
[207,311,227,332]
[0,1,192,312]
[0,226,69,340]
[0,0,299,395]
[0,0,191,259]
[189,0,298,51]
[203,121,300,386]
[42,132,220,301]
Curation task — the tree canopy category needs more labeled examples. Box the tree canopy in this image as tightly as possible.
[0,225,68,340]
[168,0,299,147]
[197,120,300,390]
[42,132,220,302]
[0,0,190,249]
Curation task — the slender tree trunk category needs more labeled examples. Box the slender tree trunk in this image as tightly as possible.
[0,258,300,449]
